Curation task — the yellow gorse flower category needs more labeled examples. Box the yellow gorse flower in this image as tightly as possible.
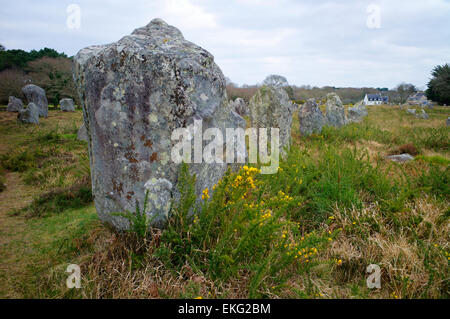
[202,187,210,200]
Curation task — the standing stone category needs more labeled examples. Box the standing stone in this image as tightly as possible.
[22,84,48,118]
[447,117,450,127]
[60,98,75,112]
[17,103,39,124]
[73,18,245,230]
[406,108,416,115]
[77,123,89,142]
[298,98,326,136]
[7,96,24,112]
[249,85,295,153]
[415,109,429,119]
[231,98,249,117]
[347,100,368,123]
[325,93,346,127]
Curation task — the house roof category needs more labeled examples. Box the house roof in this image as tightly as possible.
[366,94,382,100]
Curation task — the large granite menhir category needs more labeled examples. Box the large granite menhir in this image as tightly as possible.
[22,84,48,118]
[73,18,244,230]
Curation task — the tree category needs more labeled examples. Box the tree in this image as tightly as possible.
[426,63,450,105]
[395,83,417,104]
[263,74,288,88]
[0,44,5,51]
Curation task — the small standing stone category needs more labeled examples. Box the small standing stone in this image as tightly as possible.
[17,103,39,124]
[7,96,24,112]
[347,101,368,123]
[447,117,450,127]
[298,98,326,136]
[22,84,48,118]
[77,123,89,141]
[60,98,75,112]
[325,93,347,127]
[249,85,295,153]
[415,109,429,119]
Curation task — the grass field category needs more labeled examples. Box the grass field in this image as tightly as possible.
[0,105,448,299]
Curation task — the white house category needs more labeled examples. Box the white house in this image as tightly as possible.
[364,94,383,105]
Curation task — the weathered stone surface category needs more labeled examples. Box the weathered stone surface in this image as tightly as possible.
[7,96,23,112]
[77,123,89,142]
[325,93,346,127]
[249,85,295,153]
[386,153,414,163]
[406,108,416,115]
[298,98,326,136]
[17,103,39,124]
[415,109,429,119]
[231,98,249,117]
[407,92,430,107]
[22,84,48,118]
[60,98,75,112]
[347,100,368,123]
[447,117,450,127]
[73,18,245,230]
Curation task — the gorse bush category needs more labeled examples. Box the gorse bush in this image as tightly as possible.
[154,163,333,297]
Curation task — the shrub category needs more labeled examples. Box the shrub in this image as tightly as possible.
[153,163,332,297]
[389,143,420,156]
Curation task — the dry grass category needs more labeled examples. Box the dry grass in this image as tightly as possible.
[0,104,448,299]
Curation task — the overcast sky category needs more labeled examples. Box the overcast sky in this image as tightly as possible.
[1,0,449,89]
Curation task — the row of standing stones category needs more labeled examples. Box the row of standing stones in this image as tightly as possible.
[298,93,368,137]
[72,19,450,231]
[7,85,76,124]
[3,18,442,231]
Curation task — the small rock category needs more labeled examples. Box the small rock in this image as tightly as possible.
[17,103,39,124]
[60,98,75,112]
[7,96,24,112]
[298,98,326,136]
[386,153,414,163]
[22,84,48,118]
[446,117,450,127]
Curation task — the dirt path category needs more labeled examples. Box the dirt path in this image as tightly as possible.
[0,172,38,298]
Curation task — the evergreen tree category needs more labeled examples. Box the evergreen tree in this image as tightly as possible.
[426,64,450,105]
